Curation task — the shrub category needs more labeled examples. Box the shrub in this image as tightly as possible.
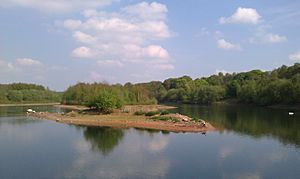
[145,111,160,116]
[192,118,200,122]
[86,90,123,114]
[151,116,180,123]
[134,111,145,115]
[160,110,170,115]
[151,116,171,121]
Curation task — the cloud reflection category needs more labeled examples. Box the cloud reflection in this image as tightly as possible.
[64,128,171,178]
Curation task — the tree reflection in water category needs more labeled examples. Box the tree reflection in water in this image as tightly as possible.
[171,104,300,148]
[83,127,124,155]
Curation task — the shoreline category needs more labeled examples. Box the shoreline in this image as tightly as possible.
[54,104,178,112]
[2,102,298,111]
[0,103,60,107]
[29,111,216,133]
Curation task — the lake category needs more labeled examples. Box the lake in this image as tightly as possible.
[0,105,300,179]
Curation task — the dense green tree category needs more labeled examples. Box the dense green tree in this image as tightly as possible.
[0,83,61,103]
[86,90,123,113]
[60,63,300,107]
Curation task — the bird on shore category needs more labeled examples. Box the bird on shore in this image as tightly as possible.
[289,112,295,116]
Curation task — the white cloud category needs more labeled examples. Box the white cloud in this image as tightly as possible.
[220,7,261,25]
[73,31,96,44]
[97,60,124,68]
[264,33,287,43]
[71,46,94,58]
[15,58,42,66]
[1,58,43,72]
[122,2,168,20]
[0,0,115,13]
[62,1,174,71]
[63,20,82,29]
[217,39,242,51]
[0,58,42,71]
[0,58,43,82]
[249,26,287,44]
[144,45,169,59]
[289,51,300,61]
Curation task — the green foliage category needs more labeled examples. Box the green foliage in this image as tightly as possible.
[160,110,170,115]
[151,116,180,122]
[192,118,200,122]
[145,111,160,116]
[86,90,123,113]
[60,63,300,107]
[161,63,300,106]
[151,116,171,121]
[134,111,146,115]
[62,82,157,106]
[0,83,61,103]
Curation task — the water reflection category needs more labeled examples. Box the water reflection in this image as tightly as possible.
[0,116,40,126]
[1,105,300,178]
[65,128,171,178]
[172,104,300,148]
[83,127,124,155]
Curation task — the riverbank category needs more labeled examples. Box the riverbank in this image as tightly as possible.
[0,103,60,107]
[28,105,215,133]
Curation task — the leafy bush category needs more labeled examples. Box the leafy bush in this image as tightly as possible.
[134,111,145,115]
[191,118,200,122]
[145,111,160,116]
[151,116,171,121]
[151,116,179,122]
[160,110,170,115]
[86,90,123,114]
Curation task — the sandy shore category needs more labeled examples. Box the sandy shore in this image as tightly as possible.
[29,112,216,133]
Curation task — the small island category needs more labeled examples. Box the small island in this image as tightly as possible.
[28,104,215,133]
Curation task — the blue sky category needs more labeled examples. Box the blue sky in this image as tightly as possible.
[0,0,299,91]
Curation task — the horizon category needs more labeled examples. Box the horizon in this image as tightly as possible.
[1,0,299,91]
[1,62,298,92]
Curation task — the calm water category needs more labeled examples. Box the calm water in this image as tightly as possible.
[0,105,300,179]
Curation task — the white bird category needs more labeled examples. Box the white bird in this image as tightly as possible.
[289,112,294,116]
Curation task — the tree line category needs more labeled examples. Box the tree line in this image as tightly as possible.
[61,63,300,112]
[1,63,299,110]
[0,83,62,103]
[161,63,300,105]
